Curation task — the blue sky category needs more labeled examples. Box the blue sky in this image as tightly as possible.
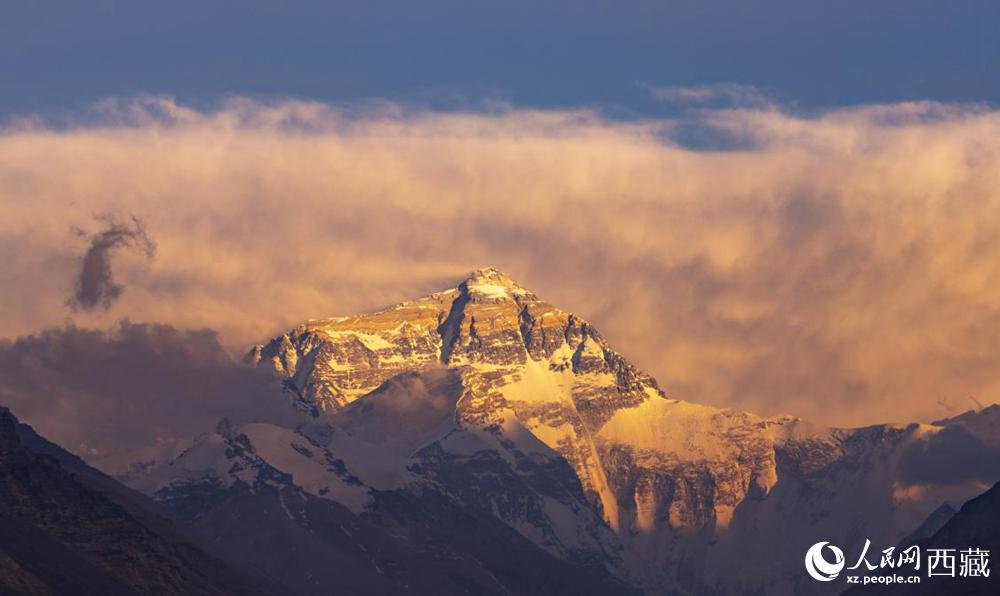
[3,0,999,116]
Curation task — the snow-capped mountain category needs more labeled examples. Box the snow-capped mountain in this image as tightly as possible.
[124,268,998,595]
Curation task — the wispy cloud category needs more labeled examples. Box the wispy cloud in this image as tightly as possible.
[67,214,156,312]
[646,83,773,108]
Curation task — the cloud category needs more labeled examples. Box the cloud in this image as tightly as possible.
[67,214,156,311]
[2,97,1000,428]
[0,321,296,464]
[646,83,773,108]
[898,426,1000,486]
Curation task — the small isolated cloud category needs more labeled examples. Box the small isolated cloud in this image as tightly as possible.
[646,83,773,108]
[67,214,156,312]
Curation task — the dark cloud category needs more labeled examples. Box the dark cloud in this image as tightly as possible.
[898,425,1000,486]
[0,321,296,463]
[67,215,156,312]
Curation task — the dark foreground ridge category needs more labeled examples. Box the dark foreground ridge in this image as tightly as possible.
[0,406,265,595]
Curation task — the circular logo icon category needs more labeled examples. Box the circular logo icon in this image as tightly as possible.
[805,541,845,582]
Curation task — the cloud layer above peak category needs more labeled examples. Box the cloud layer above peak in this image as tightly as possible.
[3,97,1000,427]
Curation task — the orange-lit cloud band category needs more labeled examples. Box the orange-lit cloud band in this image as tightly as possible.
[2,97,1000,426]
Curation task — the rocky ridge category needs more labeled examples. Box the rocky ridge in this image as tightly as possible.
[0,406,264,595]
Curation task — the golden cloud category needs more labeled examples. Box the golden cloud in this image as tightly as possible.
[2,97,1000,427]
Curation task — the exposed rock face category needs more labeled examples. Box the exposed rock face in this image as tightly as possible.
[127,268,998,595]
[248,289,450,412]
[0,407,262,595]
[246,269,694,533]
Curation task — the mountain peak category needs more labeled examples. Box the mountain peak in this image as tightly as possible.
[465,266,514,283]
[459,267,528,300]
[250,264,661,418]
